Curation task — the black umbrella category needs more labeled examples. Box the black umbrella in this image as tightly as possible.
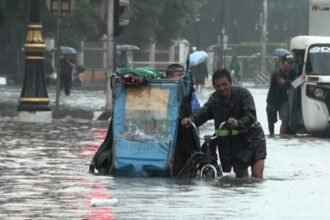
[50,46,78,55]
[207,44,218,51]
[117,44,140,52]
[272,48,290,57]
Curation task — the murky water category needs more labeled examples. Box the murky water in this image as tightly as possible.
[1,88,330,220]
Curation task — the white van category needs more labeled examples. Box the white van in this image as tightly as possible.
[290,36,330,134]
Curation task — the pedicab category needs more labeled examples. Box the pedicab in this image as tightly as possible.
[88,64,224,178]
[89,66,197,177]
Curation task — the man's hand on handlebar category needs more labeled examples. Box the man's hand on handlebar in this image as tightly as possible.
[181,117,192,128]
[227,117,239,129]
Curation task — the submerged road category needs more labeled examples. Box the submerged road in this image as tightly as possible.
[0,85,329,219]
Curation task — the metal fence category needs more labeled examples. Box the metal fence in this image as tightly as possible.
[78,41,277,88]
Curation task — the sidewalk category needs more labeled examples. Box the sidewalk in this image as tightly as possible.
[0,85,107,119]
[0,80,266,120]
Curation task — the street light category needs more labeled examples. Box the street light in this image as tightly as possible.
[194,15,201,50]
[17,0,51,123]
[46,0,75,109]
[47,0,75,16]
[104,0,130,112]
[260,0,268,76]
[218,0,225,69]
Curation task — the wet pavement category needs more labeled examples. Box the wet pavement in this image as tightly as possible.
[0,85,106,119]
[1,84,330,220]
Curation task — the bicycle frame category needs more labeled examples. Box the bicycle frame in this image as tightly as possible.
[177,122,227,179]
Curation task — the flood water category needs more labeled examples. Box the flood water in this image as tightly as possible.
[1,87,330,220]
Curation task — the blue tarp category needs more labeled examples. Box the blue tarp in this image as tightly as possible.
[111,75,190,176]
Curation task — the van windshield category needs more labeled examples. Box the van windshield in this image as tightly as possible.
[306,45,330,75]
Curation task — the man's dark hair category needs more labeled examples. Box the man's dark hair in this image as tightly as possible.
[212,68,232,85]
[281,53,294,63]
[166,63,184,76]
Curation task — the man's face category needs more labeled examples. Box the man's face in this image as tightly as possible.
[213,76,232,98]
[167,71,183,79]
[282,60,294,72]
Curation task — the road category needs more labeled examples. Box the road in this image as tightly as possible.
[0,84,329,220]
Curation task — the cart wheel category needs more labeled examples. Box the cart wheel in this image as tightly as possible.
[200,164,217,179]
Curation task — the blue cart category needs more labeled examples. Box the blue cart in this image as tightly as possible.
[89,69,197,177]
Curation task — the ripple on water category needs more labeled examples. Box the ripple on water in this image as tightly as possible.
[1,102,330,219]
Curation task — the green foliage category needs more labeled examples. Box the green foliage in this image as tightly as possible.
[0,0,29,24]
[0,1,5,25]
[65,0,100,39]
[120,0,206,47]
[267,0,308,41]
[0,0,29,49]
[157,0,205,45]
[0,0,309,55]
[40,0,103,51]
[121,0,166,44]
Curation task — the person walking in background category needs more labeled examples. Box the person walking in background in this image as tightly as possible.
[190,61,208,93]
[165,63,200,175]
[165,63,200,113]
[165,63,184,79]
[43,53,54,87]
[266,54,295,137]
[118,51,128,68]
[181,68,266,178]
[229,55,242,85]
[60,54,75,96]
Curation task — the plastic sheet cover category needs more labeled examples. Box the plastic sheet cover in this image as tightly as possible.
[112,82,182,176]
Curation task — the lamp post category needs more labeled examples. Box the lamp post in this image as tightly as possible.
[218,0,225,69]
[104,0,114,111]
[194,15,201,50]
[260,0,268,75]
[46,0,75,109]
[17,0,51,123]
[233,20,238,43]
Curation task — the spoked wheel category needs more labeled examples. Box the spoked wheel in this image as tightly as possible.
[176,152,205,179]
[177,121,225,179]
[199,164,218,179]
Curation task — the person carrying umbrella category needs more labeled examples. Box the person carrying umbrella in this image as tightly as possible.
[165,63,200,113]
[189,51,209,93]
[191,61,208,93]
[164,63,201,175]
[272,48,290,72]
[60,54,75,96]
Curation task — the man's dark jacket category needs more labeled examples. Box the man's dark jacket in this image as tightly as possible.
[267,68,295,109]
[189,86,266,172]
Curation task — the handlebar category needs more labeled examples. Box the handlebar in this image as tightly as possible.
[190,121,228,142]
[218,121,227,130]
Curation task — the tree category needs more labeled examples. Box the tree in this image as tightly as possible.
[186,0,309,47]
[61,0,102,49]
[0,1,29,50]
[267,0,308,42]
[41,0,103,50]
[157,0,205,45]
[0,0,104,81]
[0,1,29,79]
[119,0,206,47]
